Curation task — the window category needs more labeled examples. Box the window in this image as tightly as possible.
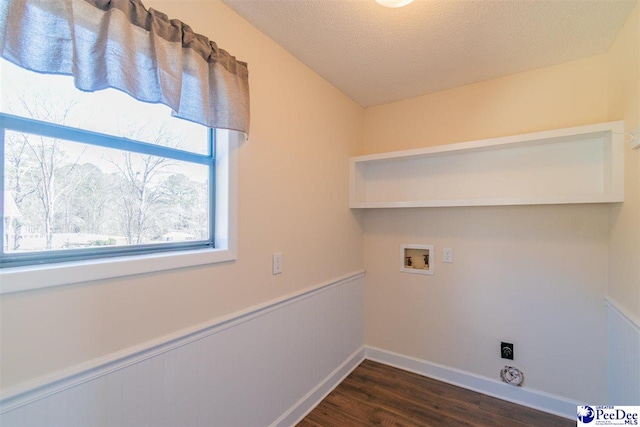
[0,59,238,292]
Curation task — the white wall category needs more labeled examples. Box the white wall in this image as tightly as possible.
[362,55,613,405]
[363,205,609,404]
[606,1,640,404]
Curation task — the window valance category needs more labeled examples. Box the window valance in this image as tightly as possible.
[0,0,250,134]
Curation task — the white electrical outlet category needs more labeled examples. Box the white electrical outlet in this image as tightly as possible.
[273,252,283,275]
[442,248,453,263]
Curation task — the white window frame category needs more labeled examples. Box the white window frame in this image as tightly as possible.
[0,129,239,294]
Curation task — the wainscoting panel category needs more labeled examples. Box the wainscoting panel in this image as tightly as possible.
[0,271,365,427]
[606,298,640,405]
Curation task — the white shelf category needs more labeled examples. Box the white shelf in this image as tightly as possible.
[350,121,625,208]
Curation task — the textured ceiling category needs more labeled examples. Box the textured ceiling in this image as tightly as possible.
[222,0,637,108]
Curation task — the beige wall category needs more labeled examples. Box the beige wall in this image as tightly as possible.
[364,55,608,154]
[0,0,365,388]
[607,2,640,320]
[362,56,613,403]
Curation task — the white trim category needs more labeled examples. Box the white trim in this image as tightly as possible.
[271,347,365,427]
[364,346,579,420]
[605,297,640,332]
[350,194,625,209]
[350,120,624,208]
[0,130,241,294]
[0,270,365,413]
[0,247,235,294]
[351,121,624,163]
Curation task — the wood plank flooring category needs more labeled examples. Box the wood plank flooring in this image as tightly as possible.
[297,360,574,427]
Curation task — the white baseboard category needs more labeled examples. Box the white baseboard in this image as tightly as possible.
[365,346,579,420]
[271,346,365,427]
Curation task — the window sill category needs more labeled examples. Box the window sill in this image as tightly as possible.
[0,129,239,295]
[0,247,236,294]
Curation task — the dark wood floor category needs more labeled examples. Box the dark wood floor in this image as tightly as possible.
[297,360,574,427]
